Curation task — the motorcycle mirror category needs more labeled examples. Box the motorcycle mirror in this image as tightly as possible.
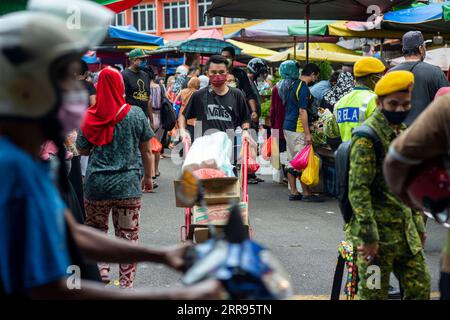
[224,202,249,244]
[175,170,201,207]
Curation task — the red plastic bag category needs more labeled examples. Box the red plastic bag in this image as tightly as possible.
[261,136,272,160]
[192,168,227,179]
[290,145,311,171]
[151,137,162,154]
[248,157,260,174]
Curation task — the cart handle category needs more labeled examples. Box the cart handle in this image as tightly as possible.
[242,138,249,204]
[182,137,191,160]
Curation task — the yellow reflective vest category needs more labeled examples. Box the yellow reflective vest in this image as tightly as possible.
[334,87,377,142]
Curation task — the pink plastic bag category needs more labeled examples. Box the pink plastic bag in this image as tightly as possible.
[290,145,311,171]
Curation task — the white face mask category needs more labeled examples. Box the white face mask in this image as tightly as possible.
[57,90,89,136]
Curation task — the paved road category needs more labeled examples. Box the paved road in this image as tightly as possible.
[107,155,446,298]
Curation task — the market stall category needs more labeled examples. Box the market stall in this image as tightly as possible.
[207,0,414,62]
[94,25,164,68]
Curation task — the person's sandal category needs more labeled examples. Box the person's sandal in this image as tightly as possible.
[302,195,324,203]
[289,194,303,201]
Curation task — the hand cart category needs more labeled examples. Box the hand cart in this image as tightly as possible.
[179,137,250,242]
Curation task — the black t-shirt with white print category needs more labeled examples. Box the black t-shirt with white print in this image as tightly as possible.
[183,87,250,135]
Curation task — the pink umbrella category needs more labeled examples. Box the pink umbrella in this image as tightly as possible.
[188,29,224,40]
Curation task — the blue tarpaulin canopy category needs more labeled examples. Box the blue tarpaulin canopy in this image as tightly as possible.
[101,25,164,47]
[148,57,184,67]
[384,3,444,23]
[383,2,450,34]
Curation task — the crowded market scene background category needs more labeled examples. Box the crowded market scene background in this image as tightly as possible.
[0,0,449,302]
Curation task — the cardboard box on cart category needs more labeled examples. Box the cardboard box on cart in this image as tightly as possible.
[192,202,249,243]
[193,202,249,226]
[174,176,247,243]
[174,177,241,207]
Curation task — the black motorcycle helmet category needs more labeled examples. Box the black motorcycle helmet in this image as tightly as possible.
[407,157,450,226]
[247,58,269,78]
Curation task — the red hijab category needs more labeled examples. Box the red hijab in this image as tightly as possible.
[81,67,131,146]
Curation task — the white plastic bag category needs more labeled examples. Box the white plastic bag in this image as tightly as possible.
[182,132,234,176]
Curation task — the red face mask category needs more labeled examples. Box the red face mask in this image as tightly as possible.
[209,74,227,87]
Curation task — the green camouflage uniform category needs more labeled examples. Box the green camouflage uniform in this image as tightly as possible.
[346,109,431,300]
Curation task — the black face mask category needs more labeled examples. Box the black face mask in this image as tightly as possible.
[381,109,410,125]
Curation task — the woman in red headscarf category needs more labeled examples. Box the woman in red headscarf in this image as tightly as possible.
[76,67,155,288]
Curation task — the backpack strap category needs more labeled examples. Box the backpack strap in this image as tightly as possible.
[158,84,166,104]
[352,125,383,163]
[295,80,303,101]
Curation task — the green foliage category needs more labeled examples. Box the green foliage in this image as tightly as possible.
[316,61,333,81]
[273,70,282,85]
[312,130,327,150]
[260,99,271,119]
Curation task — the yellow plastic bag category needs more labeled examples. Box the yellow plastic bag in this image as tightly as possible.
[301,148,320,187]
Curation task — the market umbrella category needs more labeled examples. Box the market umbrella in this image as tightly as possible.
[225,19,338,48]
[293,20,406,39]
[93,0,142,13]
[147,38,242,56]
[226,39,279,59]
[207,0,414,62]
[188,29,224,40]
[0,0,142,15]
[266,43,361,64]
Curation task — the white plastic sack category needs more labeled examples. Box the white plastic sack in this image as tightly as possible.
[272,168,282,184]
[182,132,234,176]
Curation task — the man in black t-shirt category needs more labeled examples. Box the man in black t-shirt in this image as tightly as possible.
[179,55,251,141]
[122,49,152,120]
[390,31,449,125]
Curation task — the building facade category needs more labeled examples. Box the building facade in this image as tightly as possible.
[113,0,242,41]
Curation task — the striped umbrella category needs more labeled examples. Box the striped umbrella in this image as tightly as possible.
[93,0,142,13]
[0,0,142,15]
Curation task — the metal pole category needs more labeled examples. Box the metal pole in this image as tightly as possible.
[306,2,310,64]
[165,53,168,78]
[294,36,297,60]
